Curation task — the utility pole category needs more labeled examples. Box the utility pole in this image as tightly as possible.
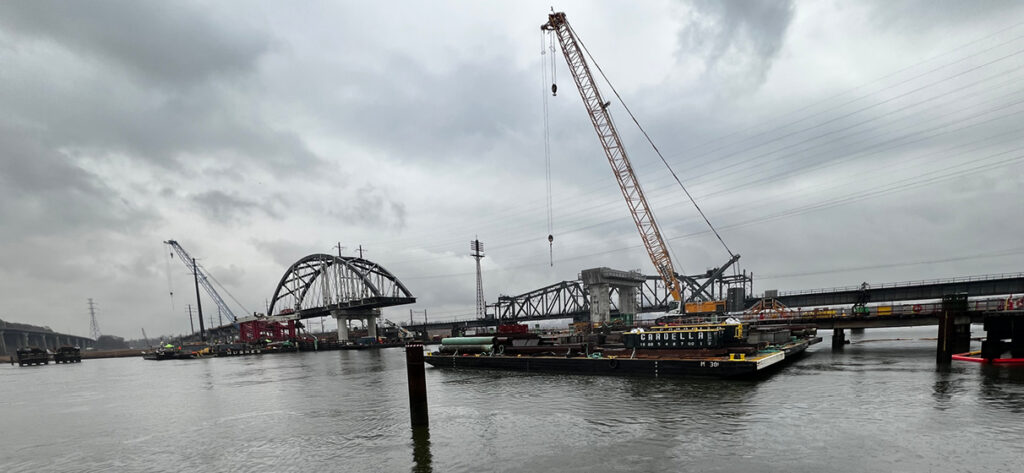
[471,239,485,319]
[88,298,101,340]
[188,304,195,336]
[192,257,206,342]
[336,242,345,258]
[357,245,367,259]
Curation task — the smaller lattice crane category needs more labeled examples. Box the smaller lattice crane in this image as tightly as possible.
[164,240,240,323]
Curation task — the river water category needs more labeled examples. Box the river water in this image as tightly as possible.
[2,327,1022,472]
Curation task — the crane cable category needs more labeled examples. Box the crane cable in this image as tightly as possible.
[165,247,175,310]
[568,22,735,259]
[541,29,555,266]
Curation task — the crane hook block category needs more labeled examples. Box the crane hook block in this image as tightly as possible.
[548,234,554,243]
[551,83,558,96]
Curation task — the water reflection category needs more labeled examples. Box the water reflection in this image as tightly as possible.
[411,425,432,473]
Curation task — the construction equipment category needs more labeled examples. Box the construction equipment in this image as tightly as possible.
[541,11,740,312]
[141,328,153,349]
[164,240,241,323]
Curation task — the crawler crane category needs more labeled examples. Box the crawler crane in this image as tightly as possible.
[542,12,741,314]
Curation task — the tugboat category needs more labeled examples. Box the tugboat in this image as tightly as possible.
[53,346,82,363]
[15,347,50,366]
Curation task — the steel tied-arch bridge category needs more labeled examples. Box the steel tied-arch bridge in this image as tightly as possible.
[267,254,415,319]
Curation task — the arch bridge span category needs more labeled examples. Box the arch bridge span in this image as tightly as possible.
[268,254,415,320]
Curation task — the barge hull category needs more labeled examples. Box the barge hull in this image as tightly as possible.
[424,337,820,378]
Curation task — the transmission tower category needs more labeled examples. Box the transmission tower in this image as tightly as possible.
[471,239,485,319]
[88,298,101,340]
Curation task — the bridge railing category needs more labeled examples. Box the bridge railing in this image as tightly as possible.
[776,272,1024,297]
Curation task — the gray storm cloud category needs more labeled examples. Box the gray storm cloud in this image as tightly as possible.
[678,0,795,91]
[0,1,1021,338]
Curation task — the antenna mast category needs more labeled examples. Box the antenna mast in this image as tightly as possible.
[471,239,486,319]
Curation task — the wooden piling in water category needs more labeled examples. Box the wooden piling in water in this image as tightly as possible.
[937,294,969,363]
[406,343,429,427]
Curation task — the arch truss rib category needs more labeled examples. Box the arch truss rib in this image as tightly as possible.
[268,254,415,318]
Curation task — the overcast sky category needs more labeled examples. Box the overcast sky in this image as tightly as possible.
[2,0,1023,339]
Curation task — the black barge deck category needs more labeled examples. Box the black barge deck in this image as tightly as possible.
[424,337,821,378]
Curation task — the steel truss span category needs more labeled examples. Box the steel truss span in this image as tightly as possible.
[267,254,415,318]
[495,276,675,323]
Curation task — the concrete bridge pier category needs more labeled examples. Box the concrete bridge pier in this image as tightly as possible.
[367,311,379,339]
[832,328,846,350]
[0,330,6,356]
[581,267,645,325]
[587,283,611,324]
[333,309,381,341]
[618,286,638,323]
[937,294,971,363]
[332,310,351,342]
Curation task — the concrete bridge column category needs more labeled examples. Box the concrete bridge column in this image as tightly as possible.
[367,312,378,339]
[0,330,6,356]
[832,328,846,350]
[618,286,637,321]
[332,311,350,342]
[22,332,29,349]
[581,268,644,326]
[588,283,611,324]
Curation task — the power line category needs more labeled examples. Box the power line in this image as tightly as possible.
[365,25,1024,250]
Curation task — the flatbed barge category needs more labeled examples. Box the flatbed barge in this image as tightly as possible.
[424,324,822,378]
